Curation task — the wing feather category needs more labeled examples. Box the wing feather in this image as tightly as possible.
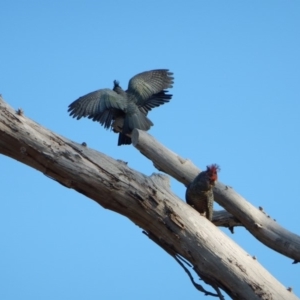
[127,69,174,104]
[138,90,172,114]
[68,89,126,129]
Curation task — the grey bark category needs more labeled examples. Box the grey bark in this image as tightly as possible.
[0,97,298,300]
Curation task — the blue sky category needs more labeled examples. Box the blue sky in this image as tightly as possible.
[1,1,300,299]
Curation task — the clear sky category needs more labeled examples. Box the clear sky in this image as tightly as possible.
[1,1,300,299]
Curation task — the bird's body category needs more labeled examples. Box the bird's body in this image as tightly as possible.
[185,164,220,221]
[68,69,174,145]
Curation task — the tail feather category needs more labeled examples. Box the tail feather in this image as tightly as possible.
[118,133,132,146]
[123,111,153,134]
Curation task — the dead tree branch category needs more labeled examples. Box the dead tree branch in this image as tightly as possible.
[132,129,300,262]
[0,96,298,300]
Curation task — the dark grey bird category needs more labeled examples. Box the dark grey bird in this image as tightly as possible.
[185,164,220,221]
[68,69,174,145]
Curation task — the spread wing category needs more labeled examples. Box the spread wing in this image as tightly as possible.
[68,89,126,129]
[138,90,172,114]
[127,69,174,105]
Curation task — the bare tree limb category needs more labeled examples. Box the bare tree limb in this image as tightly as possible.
[0,96,298,299]
[212,210,242,231]
[132,129,300,262]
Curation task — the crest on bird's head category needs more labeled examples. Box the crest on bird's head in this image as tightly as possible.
[113,80,125,95]
[113,80,120,88]
[206,164,220,183]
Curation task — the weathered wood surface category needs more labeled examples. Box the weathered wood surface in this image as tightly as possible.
[0,97,298,300]
[132,129,300,262]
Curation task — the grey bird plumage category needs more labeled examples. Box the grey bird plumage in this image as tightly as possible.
[68,69,174,145]
[185,164,220,221]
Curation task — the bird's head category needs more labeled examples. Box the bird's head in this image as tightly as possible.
[113,80,120,88]
[206,164,220,183]
[113,80,126,96]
